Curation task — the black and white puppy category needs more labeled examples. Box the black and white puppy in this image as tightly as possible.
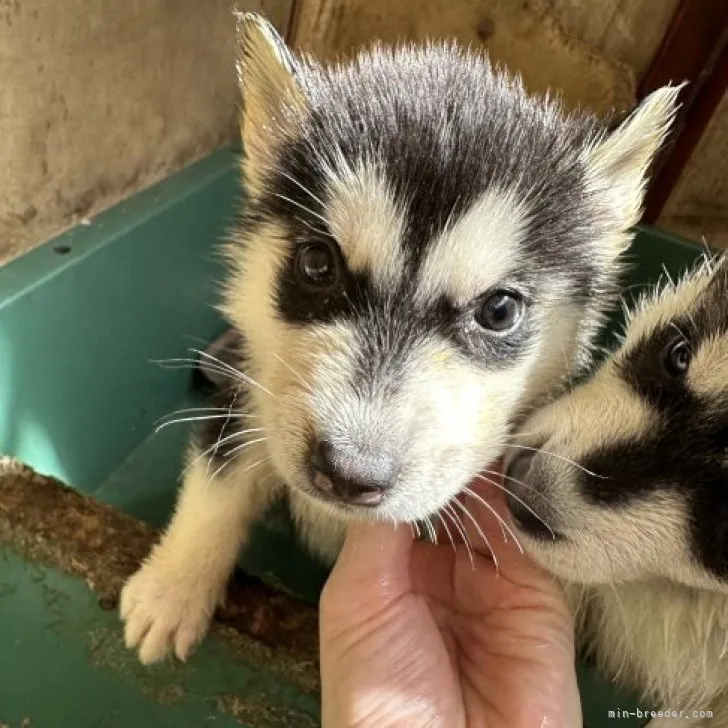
[506,255,728,727]
[120,13,679,664]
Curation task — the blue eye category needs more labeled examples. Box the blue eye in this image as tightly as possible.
[475,290,524,333]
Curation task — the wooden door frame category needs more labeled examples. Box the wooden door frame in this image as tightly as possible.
[638,0,728,223]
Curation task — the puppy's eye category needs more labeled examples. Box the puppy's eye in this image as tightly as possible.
[475,290,524,333]
[295,243,338,288]
[663,337,691,377]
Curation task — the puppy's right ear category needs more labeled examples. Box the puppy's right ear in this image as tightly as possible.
[234,13,306,196]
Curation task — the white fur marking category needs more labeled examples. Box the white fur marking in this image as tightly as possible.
[324,163,407,285]
[416,188,528,304]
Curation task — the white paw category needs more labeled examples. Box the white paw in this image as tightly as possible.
[119,560,224,665]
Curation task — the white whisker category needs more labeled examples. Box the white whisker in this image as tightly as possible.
[277,169,328,210]
[421,518,432,543]
[155,413,255,433]
[240,457,269,475]
[508,429,542,442]
[463,484,524,554]
[183,427,258,478]
[424,516,438,545]
[208,392,238,475]
[443,505,474,569]
[453,498,497,571]
[668,320,689,342]
[437,511,457,553]
[212,437,268,479]
[508,443,609,479]
[480,470,555,533]
[158,406,231,418]
[295,215,330,237]
[193,349,275,398]
[154,358,238,380]
[273,352,314,394]
[271,192,330,226]
[222,435,268,458]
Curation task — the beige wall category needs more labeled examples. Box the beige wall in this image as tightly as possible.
[548,0,678,79]
[658,93,728,250]
[3,0,725,263]
[0,0,291,265]
[292,0,680,117]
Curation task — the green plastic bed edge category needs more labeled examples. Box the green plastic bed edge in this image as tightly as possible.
[0,144,706,728]
[0,548,320,728]
[0,146,236,491]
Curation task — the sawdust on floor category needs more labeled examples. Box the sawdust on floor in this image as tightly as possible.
[0,457,320,700]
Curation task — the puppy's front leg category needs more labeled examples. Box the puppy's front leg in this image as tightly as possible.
[120,449,275,664]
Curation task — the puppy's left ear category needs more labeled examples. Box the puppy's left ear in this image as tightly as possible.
[234,12,306,195]
[583,84,684,237]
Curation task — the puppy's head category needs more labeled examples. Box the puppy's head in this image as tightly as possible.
[505,255,728,590]
[222,14,680,524]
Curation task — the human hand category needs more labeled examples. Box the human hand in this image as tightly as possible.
[319,480,582,728]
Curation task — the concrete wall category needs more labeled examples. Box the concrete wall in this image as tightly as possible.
[0,0,291,265]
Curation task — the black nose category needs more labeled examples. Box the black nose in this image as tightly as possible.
[310,440,397,506]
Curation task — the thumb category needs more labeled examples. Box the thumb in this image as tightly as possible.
[322,521,413,613]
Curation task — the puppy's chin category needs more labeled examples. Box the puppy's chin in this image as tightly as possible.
[515,536,593,583]
[523,544,582,582]
[517,530,653,586]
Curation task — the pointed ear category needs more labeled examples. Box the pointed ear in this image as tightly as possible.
[234,12,306,195]
[583,84,684,234]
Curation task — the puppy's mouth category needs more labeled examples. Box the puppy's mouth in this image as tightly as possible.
[503,449,564,541]
[307,470,389,509]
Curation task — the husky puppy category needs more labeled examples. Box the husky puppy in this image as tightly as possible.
[504,255,728,727]
[120,13,679,664]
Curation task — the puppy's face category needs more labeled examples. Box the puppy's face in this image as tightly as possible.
[223,15,679,524]
[505,257,728,591]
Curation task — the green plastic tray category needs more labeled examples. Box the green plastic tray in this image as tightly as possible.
[0,145,704,727]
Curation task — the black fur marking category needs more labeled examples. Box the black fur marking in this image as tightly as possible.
[253,45,615,327]
[618,265,728,410]
[275,240,538,380]
[505,490,567,542]
[579,398,728,578]
[578,264,728,578]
